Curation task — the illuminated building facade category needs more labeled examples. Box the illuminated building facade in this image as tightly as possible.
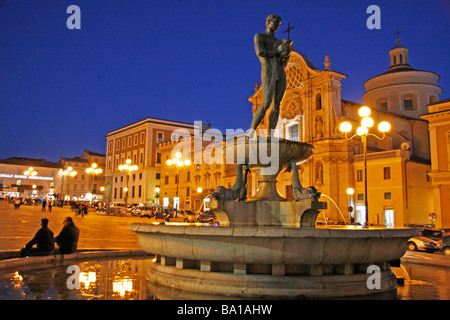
[247,39,443,227]
[104,117,196,205]
[0,157,62,200]
[59,150,106,202]
[421,99,450,228]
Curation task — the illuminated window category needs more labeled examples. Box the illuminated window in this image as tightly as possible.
[287,123,299,141]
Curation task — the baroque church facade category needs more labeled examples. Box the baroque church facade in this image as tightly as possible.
[248,39,444,228]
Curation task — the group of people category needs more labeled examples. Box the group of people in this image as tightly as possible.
[19,217,80,258]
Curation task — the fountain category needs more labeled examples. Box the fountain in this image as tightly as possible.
[129,15,416,298]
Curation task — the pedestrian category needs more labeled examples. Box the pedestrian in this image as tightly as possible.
[14,197,21,210]
[41,198,47,212]
[54,217,80,254]
[48,200,52,212]
[19,218,55,257]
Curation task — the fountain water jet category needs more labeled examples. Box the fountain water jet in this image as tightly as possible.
[320,194,348,225]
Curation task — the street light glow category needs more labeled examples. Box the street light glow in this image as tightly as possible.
[356,126,368,136]
[358,106,371,117]
[361,116,374,128]
[339,121,352,133]
[378,121,391,132]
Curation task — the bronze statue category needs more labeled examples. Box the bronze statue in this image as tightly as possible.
[249,14,293,137]
[211,163,250,201]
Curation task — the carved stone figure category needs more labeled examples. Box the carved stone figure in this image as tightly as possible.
[249,14,293,137]
[286,159,321,201]
[211,164,250,201]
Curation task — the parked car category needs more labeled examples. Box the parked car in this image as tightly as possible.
[439,236,450,256]
[137,206,154,218]
[178,209,197,223]
[407,236,440,252]
[106,202,127,215]
[419,228,448,241]
[196,211,216,224]
[153,208,173,220]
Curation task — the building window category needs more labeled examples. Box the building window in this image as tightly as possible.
[315,93,322,110]
[383,167,391,180]
[138,185,142,197]
[186,187,190,196]
[134,134,138,145]
[141,132,145,143]
[187,171,190,182]
[157,132,164,143]
[156,153,161,164]
[287,123,299,141]
[132,186,135,198]
[357,194,364,201]
[156,173,160,180]
[380,102,388,111]
[357,170,363,182]
[114,188,117,199]
[128,136,132,147]
[404,99,414,110]
[165,175,169,185]
[384,192,392,200]
[139,173,142,179]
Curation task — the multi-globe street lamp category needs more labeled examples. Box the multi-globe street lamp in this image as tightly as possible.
[166,151,191,210]
[339,106,391,227]
[118,159,138,205]
[86,163,103,200]
[62,166,77,200]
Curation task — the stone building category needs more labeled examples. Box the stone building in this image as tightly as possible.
[0,157,62,200]
[59,150,106,202]
[421,99,450,228]
[248,38,443,227]
[104,117,197,205]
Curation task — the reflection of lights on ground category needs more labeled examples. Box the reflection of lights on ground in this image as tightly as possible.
[113,278,133,297]
[149,221,219,227]
[79,271,97,289]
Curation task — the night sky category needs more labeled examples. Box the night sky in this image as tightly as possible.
[0,0,448,162]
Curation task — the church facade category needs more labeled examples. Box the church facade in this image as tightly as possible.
[248,38,444,227]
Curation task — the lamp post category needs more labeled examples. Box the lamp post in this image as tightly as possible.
[155,187,160,206]
[86,163,103,201]
[24,167,38,197]
[339,106,391,227]
[118,159,138,205]
[62,167,77,200]
[166,151,191,210]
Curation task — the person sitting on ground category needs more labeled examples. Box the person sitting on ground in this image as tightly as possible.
[19,218,55,257]
[54,217,80,254]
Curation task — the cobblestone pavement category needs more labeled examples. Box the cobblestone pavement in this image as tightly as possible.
[0,201,147,252]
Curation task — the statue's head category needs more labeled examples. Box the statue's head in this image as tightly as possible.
[266,14,281,29]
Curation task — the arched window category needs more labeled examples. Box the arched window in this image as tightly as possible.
[315,93,322,110]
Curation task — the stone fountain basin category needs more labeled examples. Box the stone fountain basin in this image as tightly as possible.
[222,137,314,168]
[129,223,416,266]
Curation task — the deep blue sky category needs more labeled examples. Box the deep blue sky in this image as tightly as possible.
[0,0,448,162]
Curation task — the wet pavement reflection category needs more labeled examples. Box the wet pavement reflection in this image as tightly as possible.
[0,257,449,300]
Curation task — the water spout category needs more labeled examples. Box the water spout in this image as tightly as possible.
[320,194,348,225]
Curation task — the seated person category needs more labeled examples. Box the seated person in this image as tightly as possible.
[55,217,80,254]
[19,218,55,257]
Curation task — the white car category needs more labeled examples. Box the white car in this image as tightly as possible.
[407,236,440,252]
